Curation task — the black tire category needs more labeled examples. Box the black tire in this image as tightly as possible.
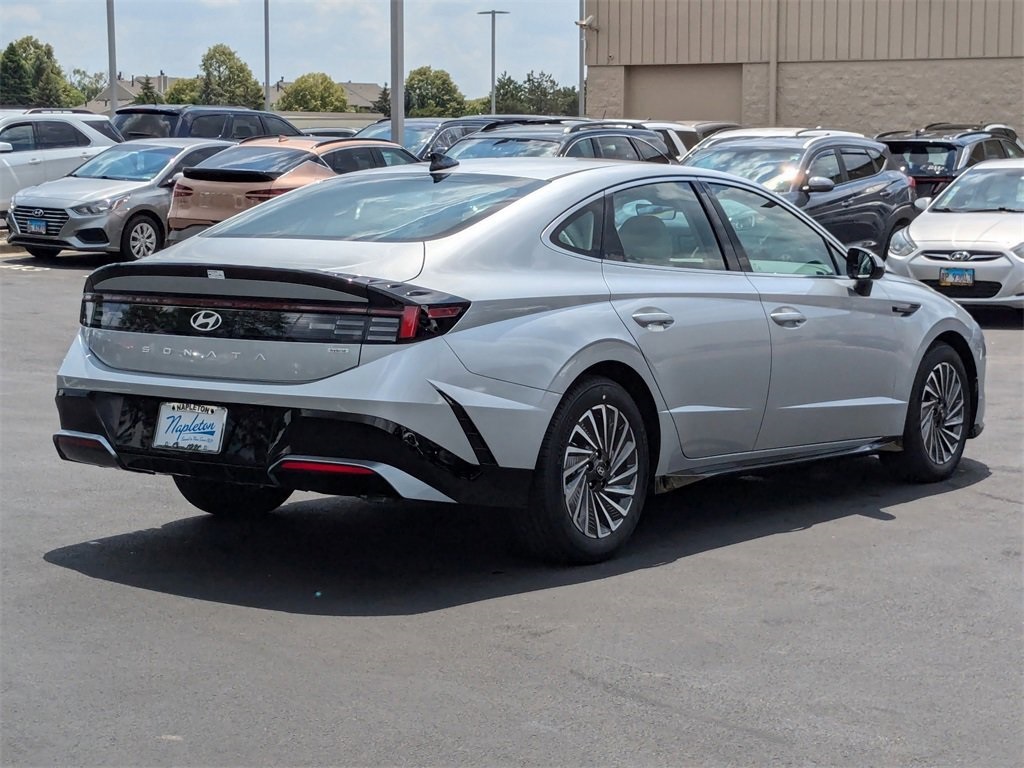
[513,376,650,564]
[24,245,60,258]
[881,221,909,259]
[173,476,292,517]
[881,342,970,483]
[119,213,163,261]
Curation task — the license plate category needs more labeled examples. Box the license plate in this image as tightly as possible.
[939,267,974,287]
[152,402,227,453]
[27,219,47,234]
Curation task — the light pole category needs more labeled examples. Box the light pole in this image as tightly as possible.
[263,0,270,110]
[105,0,116,117]
[478,10,509,115]
[575,6,597,117]
[391,0,404,148]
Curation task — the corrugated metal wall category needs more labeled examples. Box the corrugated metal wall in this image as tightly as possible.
[588,0,1024,66]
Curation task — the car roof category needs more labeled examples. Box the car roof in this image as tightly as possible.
[966,158,1024,170]
[695,134,884,152]
[233,135,404,153]
[119,137,232,149]
[465,122,661,142]
[875,124,1018,142]
[0,111,112,123]
[116,104,265,115]
[633,119,741,131]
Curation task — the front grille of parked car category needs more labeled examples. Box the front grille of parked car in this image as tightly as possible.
[11,206,69,236]
[921,280,1002,299]
[922,251,1003,262]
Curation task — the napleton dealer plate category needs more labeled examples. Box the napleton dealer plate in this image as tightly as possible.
[152,402,227,453]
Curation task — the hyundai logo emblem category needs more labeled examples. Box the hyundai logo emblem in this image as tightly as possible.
[32,208,44,217]
[190,310,223,332]
[949,250,972,261]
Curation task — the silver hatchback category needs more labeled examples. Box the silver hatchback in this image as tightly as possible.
[53,158,987,563]
[7,138,229,260]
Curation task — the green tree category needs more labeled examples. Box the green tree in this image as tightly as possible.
[70,68,106,102]
[164,77,200,104]
[493,72,526,114]
[404,66,464,117]
[523,70,560,115]
[32,60,68,107]
[197,44,262,109]
[463,96,490,115]
[275,72,347,112]
[62,83,85,107]
[553,85,579,116]
[133,75,163,104]
[372,83,390,117]
[0,43,32,106]
[10,36,81,107]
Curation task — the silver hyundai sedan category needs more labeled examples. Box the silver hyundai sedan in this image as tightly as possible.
[7,138,229,260]
[53,158,986,563]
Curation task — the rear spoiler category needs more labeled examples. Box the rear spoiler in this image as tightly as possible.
[182,167,283,183]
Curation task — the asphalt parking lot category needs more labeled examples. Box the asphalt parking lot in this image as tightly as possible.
[0,247,1021,767]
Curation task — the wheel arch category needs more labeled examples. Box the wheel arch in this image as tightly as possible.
[124,207,165,239]
[931,330,979,429]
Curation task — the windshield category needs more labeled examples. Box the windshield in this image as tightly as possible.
[883,142,957,176]
[71,145,179,181]
[930,168,1024,212]
[447,137,560,159]
[112,112,179,139]
[687,147,804,192]
[196,146,317,173]
[209,173,546,242]
[355,122,438,155]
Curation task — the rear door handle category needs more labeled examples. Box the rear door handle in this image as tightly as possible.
[631,310,675,330]
[769,307,806,327]
[28,158,42,165]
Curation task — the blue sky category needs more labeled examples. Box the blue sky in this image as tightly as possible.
[2,0,582,98]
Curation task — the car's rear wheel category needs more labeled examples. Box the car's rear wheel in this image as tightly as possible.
[120,213,163,260]
[173,476,292,517]
[881,342,969,482]
[514,376,649,564]
[24,245,60,258]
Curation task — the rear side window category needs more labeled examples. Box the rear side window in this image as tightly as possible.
[841,149,878,181]
[230,114,264,140]
[1003,141,1024,158]
[551,198,603,256]
[632,138,671,163]
[595,135,639,161]
[84,119,123,142]
[867,148,886,174]
[983,139,1006,160]
[188,114,227,138]
[0,123,34,151]
[324,147,376,174]
[197,146,315,173]
[35,121,89,149]
[261,115,300,136]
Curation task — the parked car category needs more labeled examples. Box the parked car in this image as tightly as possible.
[685,126,865,157]
[0,110,123,221]
[684,131,916,251]
[445,120,674,162]
[112,105,302,142]
[354,115,567,159]
[53,158,985,564]
[167,135,417,241]
[631,120,741,160]
[875,123,1024,198]
[5,138,230,260]
[885,158,1024,310]
[302,127,357,138]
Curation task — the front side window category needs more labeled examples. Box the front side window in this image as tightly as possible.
[354,121,438,156]
[70,145,178,181]
[807,150,843,184]
[931,168,1024,212]
[0,124,34,151]
[429,127,463,154]
[607,181,727,270]
[35,121,88,149]
[551,198,603,256]
[173,145,228,174]
[377,147,417,166]
[261,115,300,136]
[967,142,987,166]
[709,184,838,275]
[565,138,596,158]
[188,114,227,139]
[209,173,547,242]
[1002,140,1024,159]
[325,147,376,174]
[633,138,671,163]
[595,135,639,161]
[983,139,1007,160]
[841,149,877,181]
[687,146,804,193]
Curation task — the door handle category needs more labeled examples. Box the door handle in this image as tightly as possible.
[891,302,921,317]
[631,310,675,330]
[769,307,806,327]
[28,158,42,165]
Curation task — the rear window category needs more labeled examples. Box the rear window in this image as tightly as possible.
[883,141,958,176]
[446,137,560,158]
[196,145,318,173]
[83,119,124,142]
[209,173,547,242]
[113,112,179,139]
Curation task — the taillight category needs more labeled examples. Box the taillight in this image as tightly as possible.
[173,184,193,199]
[392,304,469,341]
[245,188,297,202]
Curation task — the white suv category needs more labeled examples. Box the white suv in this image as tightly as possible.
[0,110,123,221]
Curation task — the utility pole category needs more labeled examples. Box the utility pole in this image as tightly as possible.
[478,10,509,115]
[264,0,271,111]
[390,0,404,146]
[106,0,117,117]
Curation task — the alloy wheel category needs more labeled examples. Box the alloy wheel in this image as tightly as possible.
[129,221,158,258]
[920,361,965,465]
[562,403,639,539]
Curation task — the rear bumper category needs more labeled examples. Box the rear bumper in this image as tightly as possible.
[54,388,531,507]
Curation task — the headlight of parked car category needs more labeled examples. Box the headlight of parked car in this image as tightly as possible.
[888,227,916,258]
[72,195,128,216]
[1011,242,1024,260]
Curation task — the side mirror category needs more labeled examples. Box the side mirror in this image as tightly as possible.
[913,197,932,211]
[161,171,184,188]
[846,246,885,281]
[0,142,12,154]
[803,176,835,193]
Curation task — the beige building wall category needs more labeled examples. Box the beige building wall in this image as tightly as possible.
[584,0,1024,131]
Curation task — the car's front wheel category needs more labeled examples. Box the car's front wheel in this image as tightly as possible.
[514,376,649,564]
[881,342,970,482]
[24,245,61,258]
[120,213,163,260]
[173,476,293,517]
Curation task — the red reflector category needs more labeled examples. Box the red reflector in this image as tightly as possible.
[245,188,296,201]
[277,460,374,476]
[426,306,463,319]
[59,435,106,449]
[398,305,421,339]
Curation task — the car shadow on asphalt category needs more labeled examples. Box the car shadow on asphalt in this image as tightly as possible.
[966,307,1022,330]
[44,455,990,616]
